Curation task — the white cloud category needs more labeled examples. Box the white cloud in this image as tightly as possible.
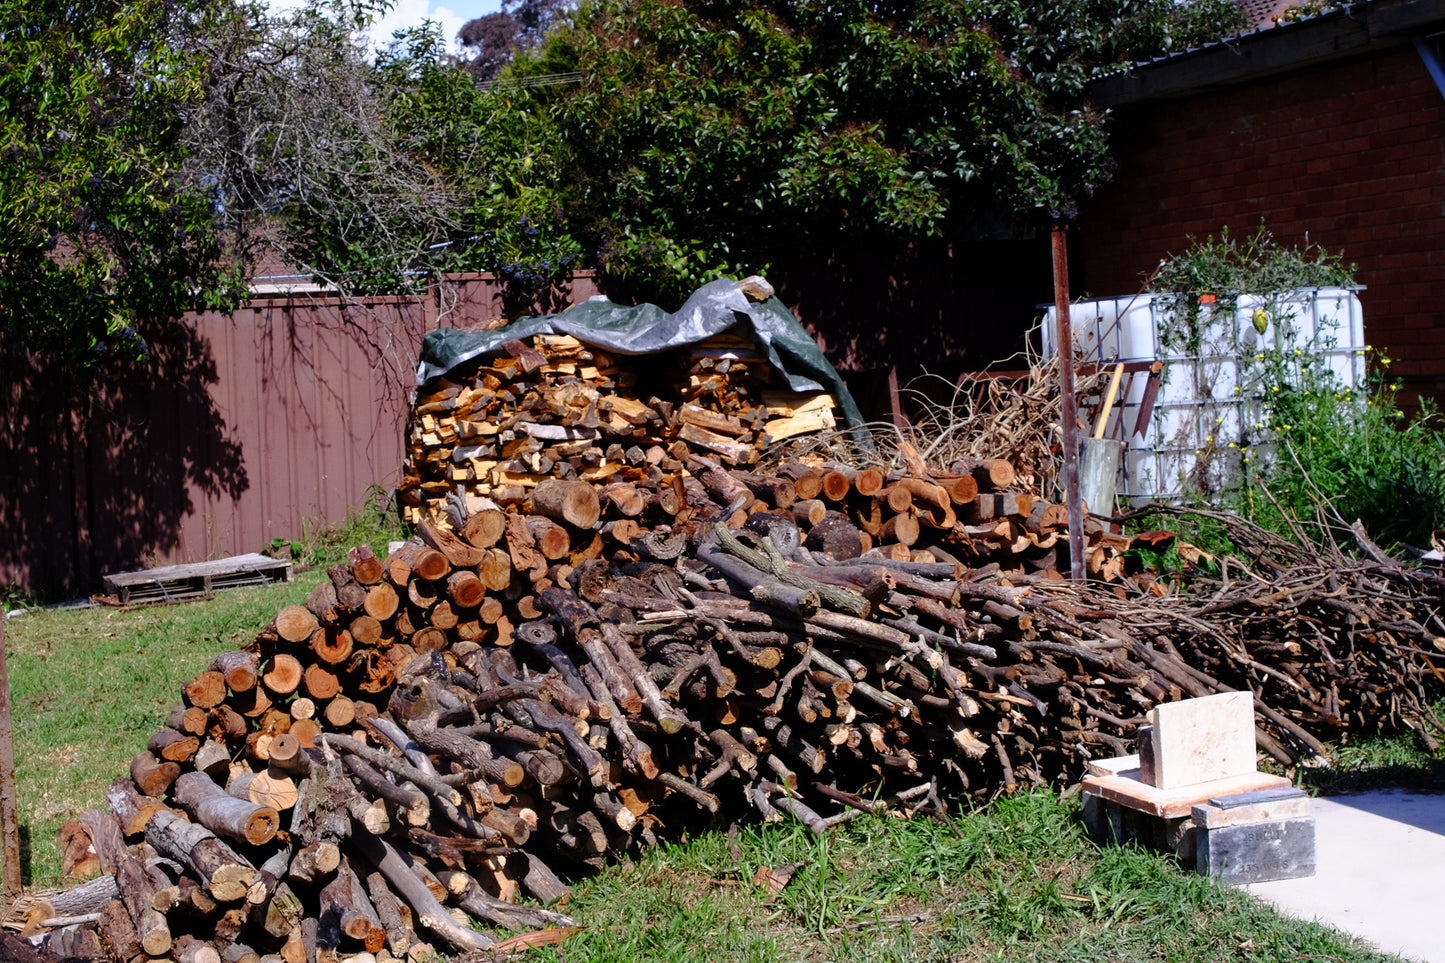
[363,0,472,54]
[266,0,506,56]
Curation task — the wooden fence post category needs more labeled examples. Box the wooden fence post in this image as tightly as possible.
[1051,224,1085,583]
[0,615,19,900]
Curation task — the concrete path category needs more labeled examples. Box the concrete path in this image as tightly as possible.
[1244,790,1445,962]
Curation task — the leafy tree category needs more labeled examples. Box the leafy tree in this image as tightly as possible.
[510,0,1243,303]
[0,0,246,361]
[458,12,523,81]
[458,0,576,82]
[0,0,1247,358]
[366,24,584,304]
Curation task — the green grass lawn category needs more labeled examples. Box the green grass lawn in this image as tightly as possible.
[556,792,1402,963]
[3,574,1431,961]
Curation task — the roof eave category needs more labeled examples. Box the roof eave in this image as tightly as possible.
[1089,0,1445,108]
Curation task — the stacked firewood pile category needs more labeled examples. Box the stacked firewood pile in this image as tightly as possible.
[414,387,1135,582]
[397,328,844,527]
[18,461,1445,961]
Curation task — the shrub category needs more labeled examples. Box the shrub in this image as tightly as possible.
[1236,347,1445,550]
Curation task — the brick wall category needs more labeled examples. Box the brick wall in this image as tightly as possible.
[1079,45,1445,405]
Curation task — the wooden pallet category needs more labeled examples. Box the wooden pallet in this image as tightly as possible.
[101,554,294,606]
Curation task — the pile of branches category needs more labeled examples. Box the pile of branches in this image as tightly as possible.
[842,354,1106,501]
[15,477,1445,962]
[1109,505,1445,758]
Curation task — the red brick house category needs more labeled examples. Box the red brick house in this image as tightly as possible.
[1078,0,1445,407]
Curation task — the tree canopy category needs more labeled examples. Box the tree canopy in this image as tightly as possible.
[458,0,575,82]
[504,0,1244,301]
[0,0,244,361]
[0,0,1245,359]
[169,1,580,306]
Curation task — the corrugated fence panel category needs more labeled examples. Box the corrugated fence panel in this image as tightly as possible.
[0,351,77,592]
[1,273,604,598]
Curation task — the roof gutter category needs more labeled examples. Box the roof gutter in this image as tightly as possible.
[1415,33,1445,97]
[1089,0,1445,108]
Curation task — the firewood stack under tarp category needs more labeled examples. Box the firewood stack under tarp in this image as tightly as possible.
[399,331,842,519]
[407,389,1133,583]
[397,276,860,529]
[395,275,1140,582]
[21,458,1445,961]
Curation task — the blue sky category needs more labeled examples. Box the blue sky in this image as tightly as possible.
[363,0,505,54]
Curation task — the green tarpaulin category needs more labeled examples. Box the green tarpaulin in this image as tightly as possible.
[415,278,867,435]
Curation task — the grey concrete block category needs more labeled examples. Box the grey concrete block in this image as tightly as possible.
[1208,787,1306,809]
[1083,791,1196,867]
[1196,817,1316,884]
[1193,787,1310,829]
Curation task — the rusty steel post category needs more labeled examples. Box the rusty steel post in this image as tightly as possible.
[1051,225,1086,583]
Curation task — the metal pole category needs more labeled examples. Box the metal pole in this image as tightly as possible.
[1052,225,1086,583]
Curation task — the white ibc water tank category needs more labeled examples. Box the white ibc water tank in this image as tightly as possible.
[1043,288,1366,504]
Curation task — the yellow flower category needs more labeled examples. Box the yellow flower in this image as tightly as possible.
[1205,435,1213,443]
[1228,442,1238,448]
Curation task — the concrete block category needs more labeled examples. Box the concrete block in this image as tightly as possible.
[1195,817,1316,884]
[1191,788,1310,829]
[1082,791,1196,867]
[1147,691,1256,789]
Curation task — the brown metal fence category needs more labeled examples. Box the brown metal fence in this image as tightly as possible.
[1,243,1057,599]
[0,274,601,599]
